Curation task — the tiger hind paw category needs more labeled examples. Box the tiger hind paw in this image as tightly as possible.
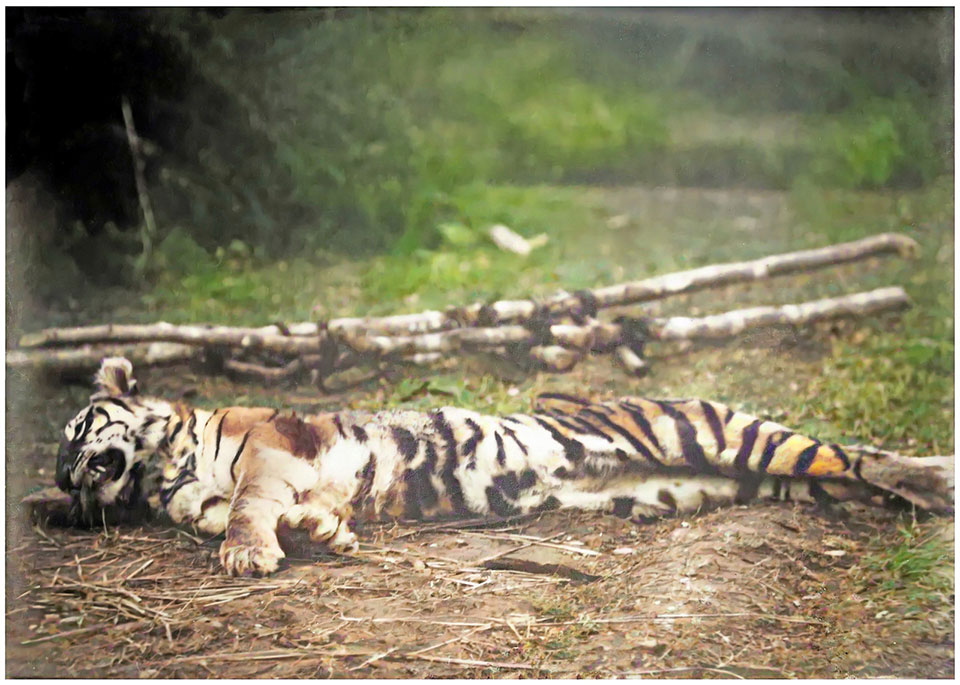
[283,504,358,554]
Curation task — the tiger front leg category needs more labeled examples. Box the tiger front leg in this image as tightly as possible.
[220,477,295,576]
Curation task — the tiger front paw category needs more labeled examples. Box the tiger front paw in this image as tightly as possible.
[219,540,285,576]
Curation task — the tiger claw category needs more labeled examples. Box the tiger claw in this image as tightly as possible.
[219,541,285,576]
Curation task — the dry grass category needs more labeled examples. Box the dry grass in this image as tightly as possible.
[7,503,953,678]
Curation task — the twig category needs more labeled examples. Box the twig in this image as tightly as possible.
[474,542,537,565]
[392,514,538,538]
[461,531,601,556]
[172,647,375,663]
[338,615,496,628]
[482,559,600,583]
[19,321,325,350]
[20,619,147,645]
[401,654,554,671]
[624,665,746,678]
[535,612,824,626]
[473,532,566,564]
[455,232,918,324]
[387,623,496,672]
[349,646,401,671]
[124,558,155,582]
[652,286,909,340]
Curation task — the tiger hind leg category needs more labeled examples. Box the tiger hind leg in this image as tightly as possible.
[282,497,359,553]
[598,474,896,522]
[552,474,757,521]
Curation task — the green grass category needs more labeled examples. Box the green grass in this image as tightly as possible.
[786,178,954,455]
[865,522,954,592]
[134,184,607,325]
[110,7,950,273]
[851,518,955,628]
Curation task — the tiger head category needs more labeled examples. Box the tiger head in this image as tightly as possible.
[56,357,172,523]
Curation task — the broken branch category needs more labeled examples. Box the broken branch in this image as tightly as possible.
[335,287,910,356]
[6,342,197,372]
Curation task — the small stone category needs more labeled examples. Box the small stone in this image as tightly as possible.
[613,547,634,555]
[637,638,664,652]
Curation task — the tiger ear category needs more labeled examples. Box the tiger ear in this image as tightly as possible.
[92,357,139,398]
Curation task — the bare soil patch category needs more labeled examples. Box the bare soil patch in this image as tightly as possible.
[6,499,953,678]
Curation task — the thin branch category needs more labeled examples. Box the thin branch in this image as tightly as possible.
[399,654,554,671]
[6,342,197,372]
[19,322,328,353]
[20,619,147,645]
[650,285,910,340]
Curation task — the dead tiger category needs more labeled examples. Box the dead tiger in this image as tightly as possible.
[51,357,953,576]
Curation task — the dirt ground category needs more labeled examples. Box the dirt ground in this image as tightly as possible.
[6,489,954,678]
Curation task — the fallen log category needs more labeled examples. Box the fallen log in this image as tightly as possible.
[4,287,910,376]
[341,287,910,356]
[454,232,918,325]
[17,233,918,349]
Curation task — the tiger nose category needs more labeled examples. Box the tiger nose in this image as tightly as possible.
[55,440,75,491]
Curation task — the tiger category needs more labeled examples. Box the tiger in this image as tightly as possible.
[54,357,953,576]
